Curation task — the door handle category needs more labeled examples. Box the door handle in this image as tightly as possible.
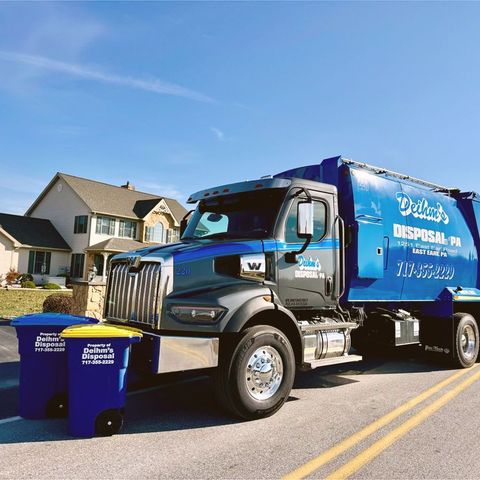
[326,276,333,296]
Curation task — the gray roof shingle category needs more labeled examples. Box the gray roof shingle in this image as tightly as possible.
[0,213,71,250]
[85,238,145,252]
[45,173,187,223]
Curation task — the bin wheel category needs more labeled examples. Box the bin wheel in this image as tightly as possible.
[45,394,68,418]
[95,409,124,436]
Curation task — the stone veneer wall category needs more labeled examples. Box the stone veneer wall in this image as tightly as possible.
[141,207,175,243]
[72,281,106,320]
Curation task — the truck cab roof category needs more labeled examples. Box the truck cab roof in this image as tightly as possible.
[187,177,337,204]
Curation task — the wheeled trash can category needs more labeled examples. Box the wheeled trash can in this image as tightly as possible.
[11,313,98,419]
[61,323,142,437]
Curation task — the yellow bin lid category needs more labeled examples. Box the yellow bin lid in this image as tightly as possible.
[61,323,143,339]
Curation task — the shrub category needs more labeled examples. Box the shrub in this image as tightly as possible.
[18,273,34,283]
[21,280,36,289]
[5,268,20,285]
[43,283,61,290]
[43,294,73,314]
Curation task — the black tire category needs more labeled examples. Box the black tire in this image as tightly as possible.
[452,313,479,368]
[215,326,296,420]
[45,393,68,418]
[95,409,124,436]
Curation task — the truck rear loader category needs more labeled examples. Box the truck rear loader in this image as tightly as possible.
[105,156,480,419]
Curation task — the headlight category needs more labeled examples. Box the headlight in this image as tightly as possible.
[168,305,227,324]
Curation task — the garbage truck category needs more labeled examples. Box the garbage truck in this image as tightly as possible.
[105,156,480,419]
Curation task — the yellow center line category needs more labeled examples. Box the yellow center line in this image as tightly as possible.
[282,365,477,480]
[326,366,480,480]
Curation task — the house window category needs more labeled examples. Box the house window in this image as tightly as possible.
[119,220,137,239]
[28,251,51,275]
[145,223,165,243]
[74,215,88,234]
[96,216,115,235]
[70,254,85,278]
[166,228,180,243]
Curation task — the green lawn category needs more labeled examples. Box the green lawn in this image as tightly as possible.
[0,289,72,319]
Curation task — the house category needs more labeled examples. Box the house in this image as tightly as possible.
[0,213,71,284]
[0,173,187,284]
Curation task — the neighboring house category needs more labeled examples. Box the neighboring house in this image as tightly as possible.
[0,213,71,284]
[0,173,187,283]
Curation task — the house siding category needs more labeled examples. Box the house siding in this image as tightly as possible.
[28,178,90,278]
[0,232,19,278]
[28,178,90,253]
[17,248,71,283]
[89,215,140,247]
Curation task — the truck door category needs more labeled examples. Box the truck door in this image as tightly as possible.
[276,189,339,310]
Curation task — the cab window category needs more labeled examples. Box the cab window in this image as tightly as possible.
[285,199,327,243]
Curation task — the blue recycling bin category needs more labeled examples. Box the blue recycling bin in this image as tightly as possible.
[11,313,98,419]
[61,324,142,437]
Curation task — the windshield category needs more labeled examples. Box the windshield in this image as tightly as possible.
[182,188,287,240]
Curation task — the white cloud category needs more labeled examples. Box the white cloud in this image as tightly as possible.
[0,50,213,103]
[0,174,48,214]
[0,173,47,195]
[130,180,185,202]
[0,197,31,215]
[210,127,226,141]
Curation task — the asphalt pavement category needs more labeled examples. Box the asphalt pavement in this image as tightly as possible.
[1,319,480,479]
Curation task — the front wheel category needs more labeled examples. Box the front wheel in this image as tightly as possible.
[215,326,296,420]
[453,313,479,368]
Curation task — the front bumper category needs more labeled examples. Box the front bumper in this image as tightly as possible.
[130,331,219,375]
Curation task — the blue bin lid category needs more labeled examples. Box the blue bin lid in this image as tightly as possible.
[11,313,98,327]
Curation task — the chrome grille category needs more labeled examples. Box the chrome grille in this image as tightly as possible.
[106,262,162,326]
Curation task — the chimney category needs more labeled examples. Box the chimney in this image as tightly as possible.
[121,181,135,191]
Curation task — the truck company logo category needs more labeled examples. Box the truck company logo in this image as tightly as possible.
[295,255,325,279]
[126,255,141,268]
[395,192,449,225]
[393,224,462,247]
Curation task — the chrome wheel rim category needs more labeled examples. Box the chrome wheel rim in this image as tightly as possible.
[245,346,283,401]
[461,324,476,360]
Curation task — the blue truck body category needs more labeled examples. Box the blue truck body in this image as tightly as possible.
[276,156,480,311]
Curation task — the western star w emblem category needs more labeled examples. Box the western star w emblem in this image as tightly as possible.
[127,255,141,269]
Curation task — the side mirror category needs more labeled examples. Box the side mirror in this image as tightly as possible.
[297,201,313,238]
[180,218,188,237]
[180,209,195,238]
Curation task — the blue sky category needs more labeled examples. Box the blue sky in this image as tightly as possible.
[1,2,480,214]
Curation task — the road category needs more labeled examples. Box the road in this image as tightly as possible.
[1,319,480,480]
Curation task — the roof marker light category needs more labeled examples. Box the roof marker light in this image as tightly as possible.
[223,188,230,193]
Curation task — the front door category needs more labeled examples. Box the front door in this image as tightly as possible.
[276,189,338,310]
[93,254,105,278]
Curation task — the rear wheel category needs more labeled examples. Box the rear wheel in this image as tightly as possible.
[453,313,479,368]
[215,326,295,420]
